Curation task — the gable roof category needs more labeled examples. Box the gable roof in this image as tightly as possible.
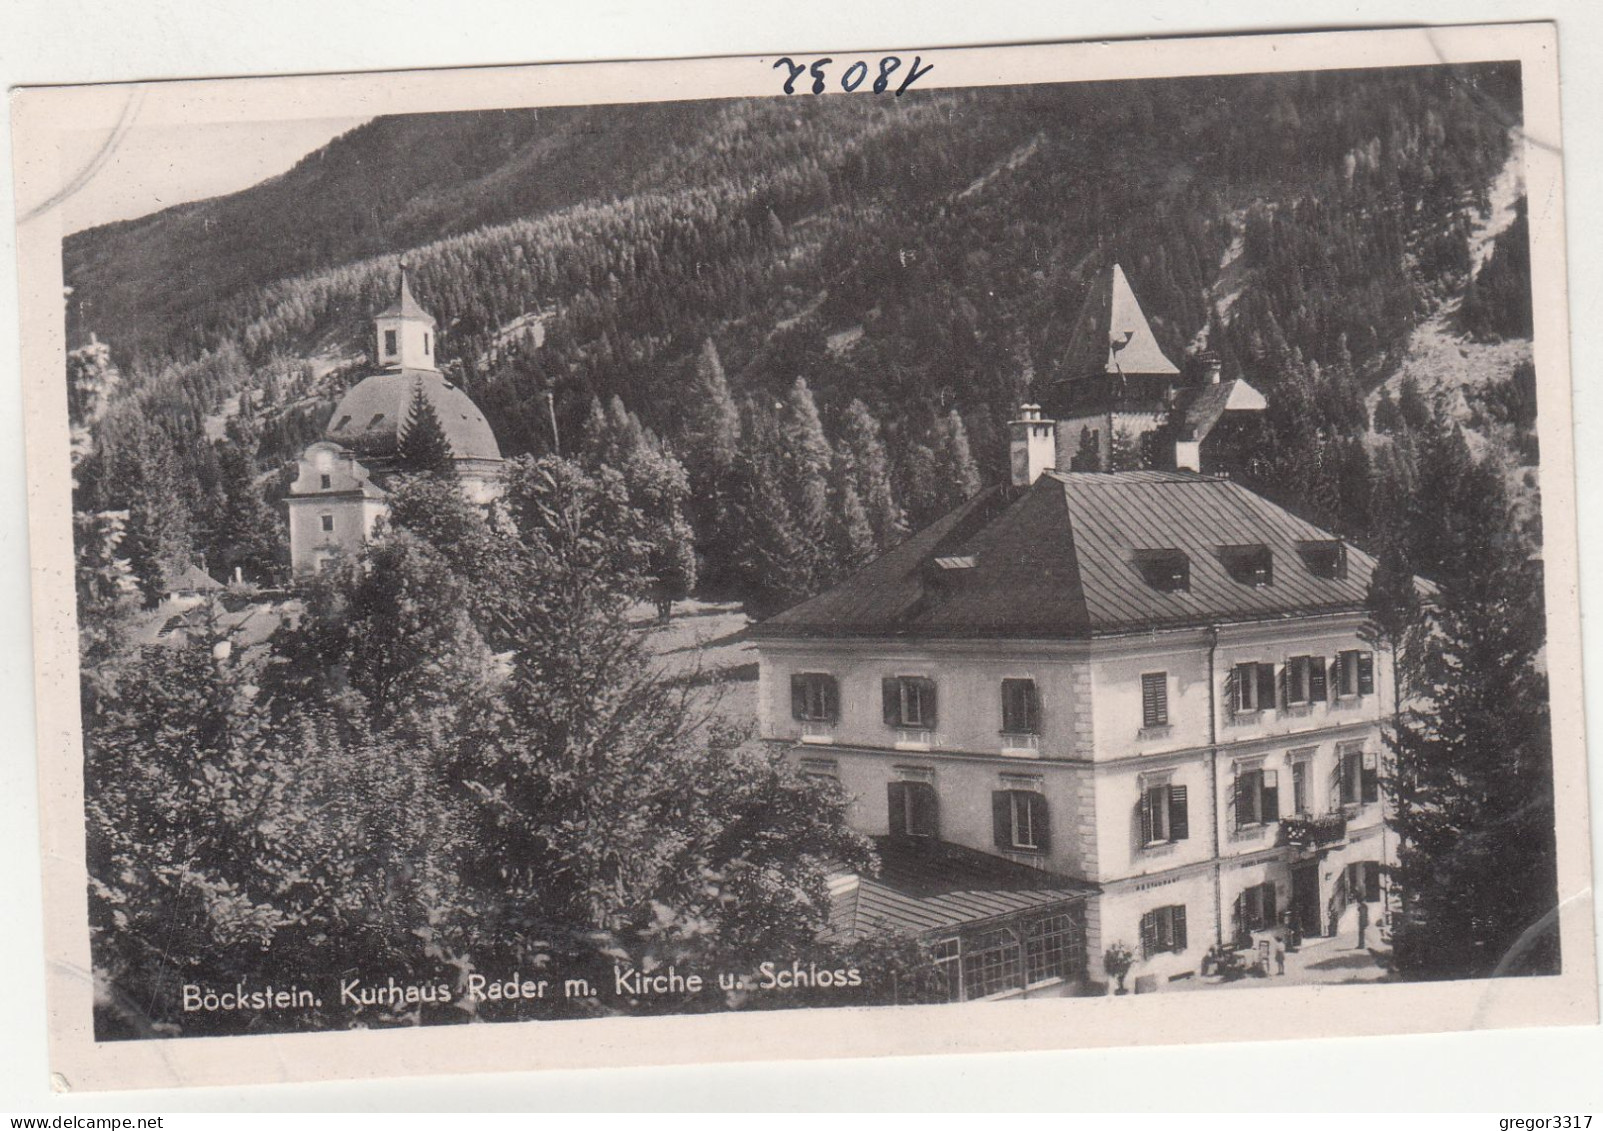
[825,837,1096,943]
[753,470,1388,641]
[1178,378,1268,441]
[166,564,224,592]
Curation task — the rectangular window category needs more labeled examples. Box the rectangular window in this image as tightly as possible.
[1291,759,1310,815]
[1139,905,1188,958]
[1336,650,1375,697]
[319,473,332,490]
[1140,781,1188,845]
[961,928,1023,999]
[1233,661,1277,713]
[1347,861,1382,903]
[1135,549,1190,591]
[384,329,398,355]
[887,780,939,839]
[1340,748,1380,805]
[320,513,335,532]
[423,332,431,355]
[1000,678,1040,735]
[1285,656,1326,705]
[992,789,1050,852]
[931,938,962,1002]
[1025,911,1086,987]
[1237,882,1279,933]
[883,676,937,729]
[1141,672,1168,728]
[1299,540,1349,579]
[1221,544,1273,586]
[790,673,839,722]
[1235,766,1279,828]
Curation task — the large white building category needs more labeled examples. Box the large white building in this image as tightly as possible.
[286,268,504,576]
[751,269,1401,1000]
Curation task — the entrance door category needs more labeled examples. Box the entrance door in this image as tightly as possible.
[1291,860,1321,940]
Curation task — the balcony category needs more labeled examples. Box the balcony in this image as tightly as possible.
[1278,812,1348,850]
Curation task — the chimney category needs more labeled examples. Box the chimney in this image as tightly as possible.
[1174,427,1201,473]
[1009,404,1057,487]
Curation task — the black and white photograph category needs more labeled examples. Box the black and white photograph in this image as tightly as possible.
[7,21,1595,1095]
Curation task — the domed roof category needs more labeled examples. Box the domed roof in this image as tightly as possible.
[326,369,502,463]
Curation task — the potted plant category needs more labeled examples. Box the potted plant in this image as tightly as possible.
[1104,941,1135,995]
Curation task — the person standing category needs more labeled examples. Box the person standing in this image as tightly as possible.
[1356,896,1371,950]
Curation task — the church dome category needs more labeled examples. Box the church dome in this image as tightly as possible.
[326,369,503,464]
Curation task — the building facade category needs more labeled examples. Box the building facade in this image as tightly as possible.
[286,267,504,575]
[752,415,1403,999]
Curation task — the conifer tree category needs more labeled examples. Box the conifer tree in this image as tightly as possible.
[835,399,907,548]
[396,379,457,477]
[932,409,983,508]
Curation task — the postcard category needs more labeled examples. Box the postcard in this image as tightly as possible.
[9,21,1594,1093]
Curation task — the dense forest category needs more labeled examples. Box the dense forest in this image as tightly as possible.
[66,64,1532,606]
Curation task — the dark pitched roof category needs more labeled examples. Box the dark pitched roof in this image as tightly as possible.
[753,470,1387,640]
[825,837,1097,943]
[1177,378,1267,441]
[166,564,224,592]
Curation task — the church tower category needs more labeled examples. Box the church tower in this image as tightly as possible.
[286,266,504,577]
[373,263,437,373]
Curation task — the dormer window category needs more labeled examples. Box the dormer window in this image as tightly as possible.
[333,415,352,432]
[1135,549,1190,592]
[1221,544,1273,587]
[366,413,386,430]
[1298,540,1348,580]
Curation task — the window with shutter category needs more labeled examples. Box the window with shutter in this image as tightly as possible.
[1236,768,1261,827]
[1142,784,1167,843]
[1168,784,1189,841]
[1357,651,1375,695]
[1309,656,1328,701]
[1286,657,1314,704]
[994,789,1049,852]
[1256,662,1277,711]
[1261,768,1279,822]
[888,781,938,838]
[1146,905,1187,953]
[884,676,936,728]
[1291,760,1310,815]
[1361,749,1380,803]
[1139,911,1159,959]
[1141,672,1168,728]
[1001,679,1040,735]
[1337,650,1372,697]
[1340,749,1363,805]
[1233,662,1257,712]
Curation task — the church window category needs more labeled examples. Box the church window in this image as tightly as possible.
[319,473,332,490]
[384,330,398,356]
[424,333,431,355]
[320,514,335,533]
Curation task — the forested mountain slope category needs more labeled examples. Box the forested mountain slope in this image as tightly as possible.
[66,63,1531,597]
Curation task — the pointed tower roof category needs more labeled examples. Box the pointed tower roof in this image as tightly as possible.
[1105,263,1178,376]
[1058,262,1180,381]
[378,262,436,326]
